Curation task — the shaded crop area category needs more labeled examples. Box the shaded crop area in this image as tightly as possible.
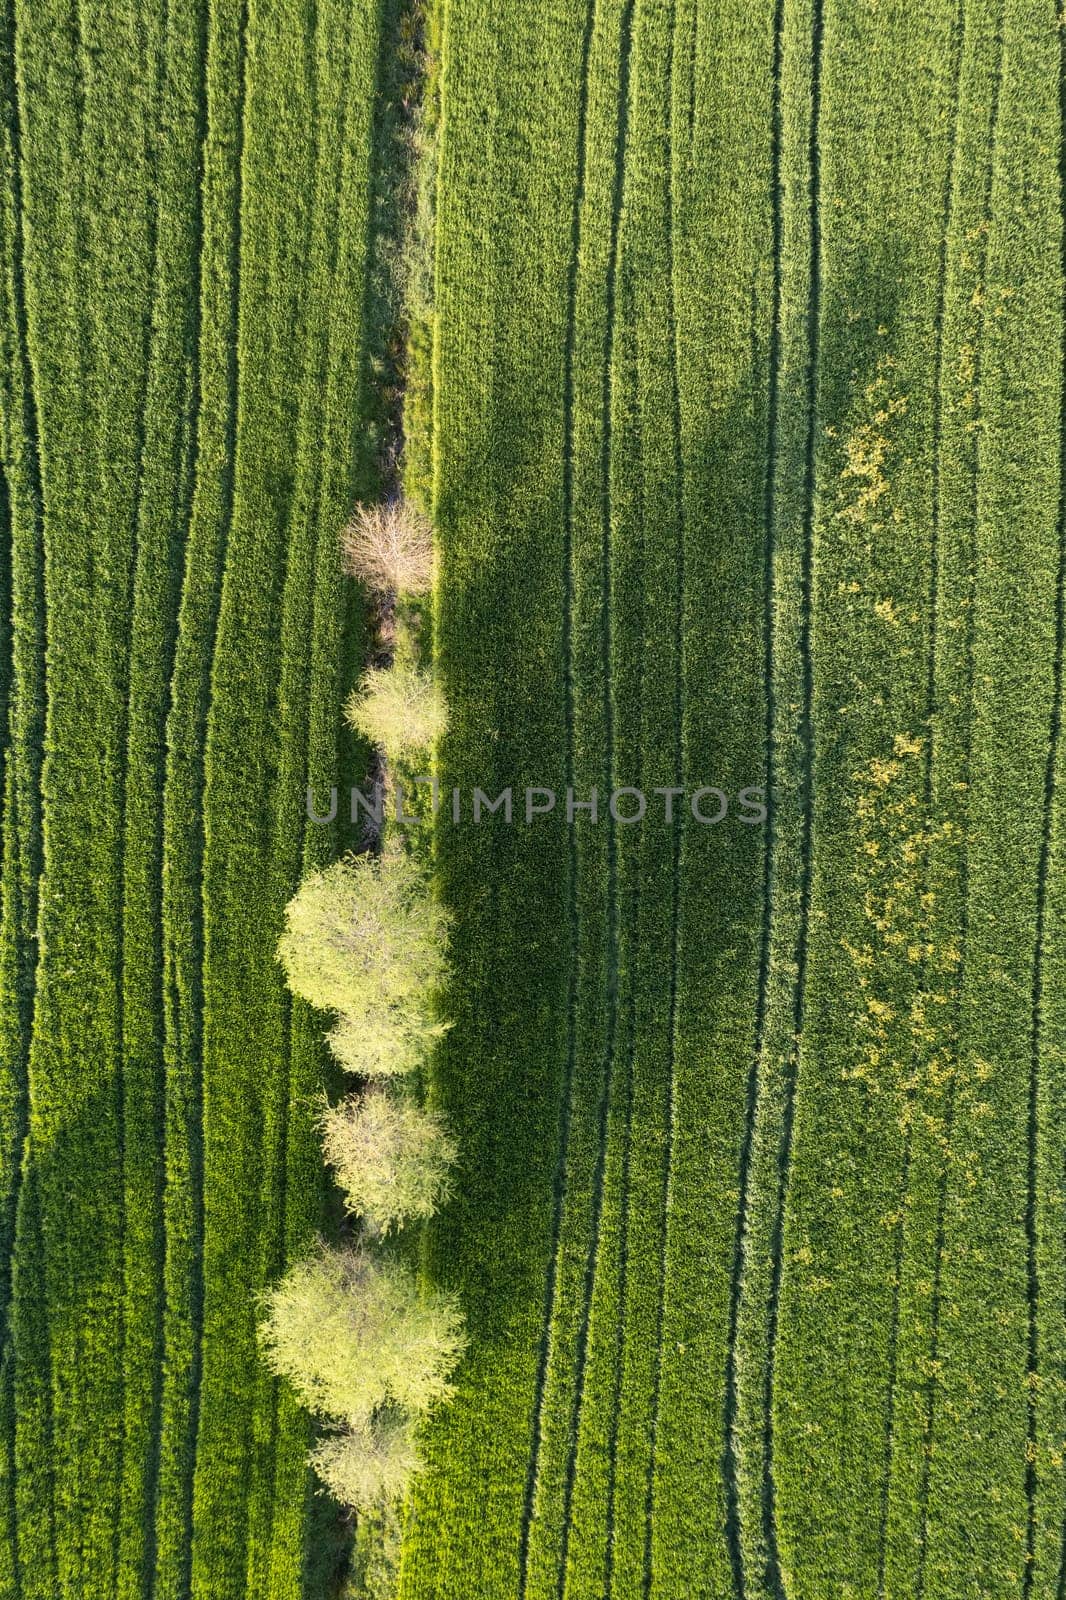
[400,1,1066,1597]
[0,0,386,1594]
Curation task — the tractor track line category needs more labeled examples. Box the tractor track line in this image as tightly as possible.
[1057,16,1066,1597]
[171,0,249,1582]
[914,16,1005,1592]
[553,0,634,1585]
[761,2,822,1591]
[152,0,211,1581]
[188,0,251,1577]
[604,258,646,1600]
[1027,6,1066,1593]
[515,0,596,1586]
[113,0,174,1586]
[603,879,642,1600]
[874,5,966,1589]
[642,0,687,1591]
[0,0,48,1583]
[132,0,213,1582]
[722,4,785,1591]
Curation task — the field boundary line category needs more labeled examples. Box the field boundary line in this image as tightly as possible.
[516,0,596,1586]
[913,14,1005,1594]
[722,4,785,1592]
[642,0,687,1590]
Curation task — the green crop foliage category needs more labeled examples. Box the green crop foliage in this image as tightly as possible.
[3,0,1065,1594]
[347,1499,404,1599]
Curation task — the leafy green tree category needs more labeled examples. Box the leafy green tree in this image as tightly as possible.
[320,1086,456,1233]
[277,850,448,1024]
[326,1007,448,1079]
[311,1412,419,1511]
[345,659,448,762]
[258,1242,466,1424]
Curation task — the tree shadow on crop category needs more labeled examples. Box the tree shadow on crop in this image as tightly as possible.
[424,236,911,1298]
[412,238,920,1589]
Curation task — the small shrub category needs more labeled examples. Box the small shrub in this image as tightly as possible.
[341,499,434,597]
[320,1086,456,1233]
[258,1242,466,1424]
[345,660,448,763]
[311,1412,420,1511]
[277,851,448,1022]
[326,1007,448,1080]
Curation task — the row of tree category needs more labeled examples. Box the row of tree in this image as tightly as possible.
[258,502,465,1512]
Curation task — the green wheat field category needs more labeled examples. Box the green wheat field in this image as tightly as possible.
[1,0,1064,1597]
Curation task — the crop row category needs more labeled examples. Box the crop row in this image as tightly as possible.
[9,1,156,1590]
